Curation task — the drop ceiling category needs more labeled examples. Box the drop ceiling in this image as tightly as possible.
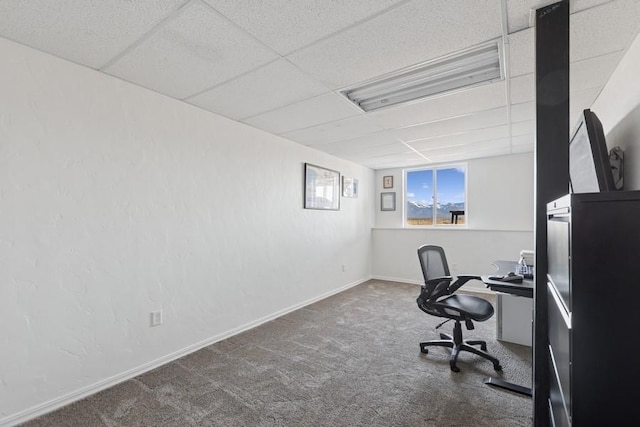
[1,0,639,169]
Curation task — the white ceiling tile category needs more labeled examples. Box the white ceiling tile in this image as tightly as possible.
[407,125,510,152]
[187,60,329,120]
[338,142,412,160]
[570,86,600,114]
[570,0,640,62]
[353,151,426,165]
[104,1,279,99]
[202,0,406,55]
[363,156,429,170]
[0,0,186,69]
[570,51,622,93]
[505,0,613,33]
[508,29,535,77]
[317,132,403,155]
[242,93,362,135]
[511,144,535,154]
[393,107,509,142]
[505,0,540,34]
[373,81,507,129]
[287,0,503,89]
[510,101,536,122]
[427,151,504,163]
[419,137,510,157]
[282,115,384,147]
[573,0,615,9]
[512,134,535,150]
[510,73,535,104]
[512,120,535,136]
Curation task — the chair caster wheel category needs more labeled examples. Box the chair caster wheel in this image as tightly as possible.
[494,364,503,371]
[420,346,429,354]
[450,364,460,373]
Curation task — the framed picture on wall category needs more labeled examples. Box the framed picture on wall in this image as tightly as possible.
[380,192,396,211]
[342,176,358,198]
[383,175,394,188]
[304,163,340,210]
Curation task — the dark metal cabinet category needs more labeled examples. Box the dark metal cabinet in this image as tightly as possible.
[547,191,640,426]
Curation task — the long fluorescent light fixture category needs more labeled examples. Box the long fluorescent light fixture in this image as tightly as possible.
[341,41,503,112]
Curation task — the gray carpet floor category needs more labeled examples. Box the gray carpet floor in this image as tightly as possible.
[21,280,533,426]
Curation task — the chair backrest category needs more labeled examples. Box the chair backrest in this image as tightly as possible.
[417,245,450,283]
[417,245,453,312]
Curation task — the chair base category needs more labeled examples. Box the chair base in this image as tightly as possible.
[420,321,502,372]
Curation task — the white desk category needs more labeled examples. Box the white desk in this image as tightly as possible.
[496,293,532,347]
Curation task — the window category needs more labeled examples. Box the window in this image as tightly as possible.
[405,165,466,226]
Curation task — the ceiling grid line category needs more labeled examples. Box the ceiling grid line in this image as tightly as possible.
[98,0,193,71]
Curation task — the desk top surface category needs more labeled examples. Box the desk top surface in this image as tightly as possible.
[481,260,534,298]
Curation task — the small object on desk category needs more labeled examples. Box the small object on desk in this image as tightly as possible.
[515,263,534,279]
[488,272,524,283]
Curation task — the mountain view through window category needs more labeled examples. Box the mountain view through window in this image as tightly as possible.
[406,165,466,226]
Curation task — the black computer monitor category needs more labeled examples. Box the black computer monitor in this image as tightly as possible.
[569,109,615,193]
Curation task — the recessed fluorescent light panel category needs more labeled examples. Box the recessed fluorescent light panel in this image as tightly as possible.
[341,41,503,112]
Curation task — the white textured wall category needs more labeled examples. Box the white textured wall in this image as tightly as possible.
[372,153,535,290]
[372,228,534,287]
[374,153,534,230]
[592,29,640,190]
[0,37,374,423]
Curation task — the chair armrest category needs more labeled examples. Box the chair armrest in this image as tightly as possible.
[448,274,482,294]
[422,276,453,302]
[425,276,453,286]
[457,274,481,280]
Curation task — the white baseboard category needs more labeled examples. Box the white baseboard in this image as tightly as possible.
[371,275,422,285]
[1,276,372,427]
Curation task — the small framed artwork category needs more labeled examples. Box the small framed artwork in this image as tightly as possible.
[380,192,396,211]
[342,176,358,198]
[304,163,340,210]
[383,175,394,188]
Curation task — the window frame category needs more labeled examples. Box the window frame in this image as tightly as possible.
[404,163,468,227]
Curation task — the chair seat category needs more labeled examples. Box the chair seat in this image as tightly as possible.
[438,294,494,322]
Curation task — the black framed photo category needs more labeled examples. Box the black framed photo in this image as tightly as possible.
[380,192,396,211]
[383,175,394,188]
[304,163,340,210]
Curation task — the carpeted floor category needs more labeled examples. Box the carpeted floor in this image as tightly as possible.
[21,280,533,426]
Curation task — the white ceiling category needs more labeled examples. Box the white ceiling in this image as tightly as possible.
[1,0,639,169]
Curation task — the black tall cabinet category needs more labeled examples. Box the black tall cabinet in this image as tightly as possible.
[546,191,640,426]
[534,2,570,425]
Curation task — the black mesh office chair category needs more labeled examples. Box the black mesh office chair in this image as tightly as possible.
[416,244,502,372]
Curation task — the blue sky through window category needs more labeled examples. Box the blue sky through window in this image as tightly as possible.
[436,167,465,205]
[406,166,465,205]
[406,169,433,204]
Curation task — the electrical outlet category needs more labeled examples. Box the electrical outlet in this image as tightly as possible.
[150,310,162,327]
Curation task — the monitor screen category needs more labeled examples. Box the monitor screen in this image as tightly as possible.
[569,109,615,193]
